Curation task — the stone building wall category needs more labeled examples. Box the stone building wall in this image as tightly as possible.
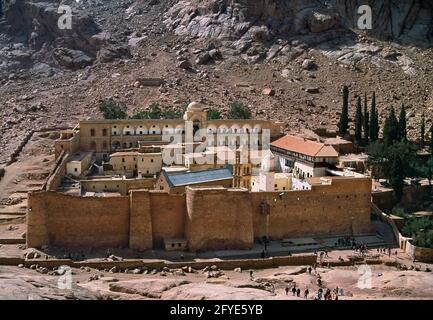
[149,192,186,248]
[185,187,254,252]
[27,192,130,248]
[251,177,373,239]
[28,178,373,252]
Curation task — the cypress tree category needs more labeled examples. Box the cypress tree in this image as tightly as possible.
[375,109,380,141]
[420,113,426,148]
[369,92,378,141]
[338,86,349,136]
[389,155,404,202]
[430,123,433,152]
[383,107,399,147]
[355,96,363,144]
[363,93,369,145]
[398,103,407,141]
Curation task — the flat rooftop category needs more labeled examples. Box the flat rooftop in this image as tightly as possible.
[164,168,233,187]
[70,151,93,162]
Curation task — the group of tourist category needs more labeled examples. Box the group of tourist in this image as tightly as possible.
[376,247,395,257]
[281,264,342,300]
[355,243,369,255]
[335,236,357,248]
[284,284,310,300]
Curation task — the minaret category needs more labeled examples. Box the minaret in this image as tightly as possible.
[233,146,252,190]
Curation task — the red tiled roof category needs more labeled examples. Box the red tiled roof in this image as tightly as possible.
[271,135,338,157]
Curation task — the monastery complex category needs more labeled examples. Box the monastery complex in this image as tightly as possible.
[27,102,374,252]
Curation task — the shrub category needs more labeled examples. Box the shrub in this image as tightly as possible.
[207,108,221,120]
[99,100,127,119]
[227,101,251,119]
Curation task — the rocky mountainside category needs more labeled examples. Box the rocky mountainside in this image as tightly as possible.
[0,0,432,164]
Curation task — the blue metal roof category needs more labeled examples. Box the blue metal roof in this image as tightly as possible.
[164,168,233,187]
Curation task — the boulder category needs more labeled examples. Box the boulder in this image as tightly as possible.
[53,48,94,70]
[262,88,276,96]
[302,59,317,70]
[308,10,340,33]
[196,52,211,65]
[177,60,192,69]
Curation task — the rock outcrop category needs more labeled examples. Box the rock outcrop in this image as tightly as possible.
[0,0,131,77]
[165,0,433,45]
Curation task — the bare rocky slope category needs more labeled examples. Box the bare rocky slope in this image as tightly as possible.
[0,0,432,164]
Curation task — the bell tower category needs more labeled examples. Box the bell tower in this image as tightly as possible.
[233,146,252,190]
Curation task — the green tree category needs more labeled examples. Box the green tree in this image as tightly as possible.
[227,101,252,119]
[131,102,162,119]
[363,93,369,145]
[398,103,407,141]
[402,217,433,238]
[369,92,379,141]
[355,96,363,144]
[207,107,221,120]
[430,123,433,152]
[383,107,399,147]
[367,140,417,181]
[420,112,426,148]
[389,155,404,202]
[99,100,127,119]
[338,86,349,135]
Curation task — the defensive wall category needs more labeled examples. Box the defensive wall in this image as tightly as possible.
[27,177,374,252]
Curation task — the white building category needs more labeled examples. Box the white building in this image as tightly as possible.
[270,135,339,179]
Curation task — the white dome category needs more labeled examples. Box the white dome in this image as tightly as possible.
[187,102,204,111]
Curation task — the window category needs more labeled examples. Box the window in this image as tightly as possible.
[122,158,125,162]
[74,168,78,172]
[90,128,95,136]
[151,159,154,163]
[102,141,107,149]
[102,129,107,136]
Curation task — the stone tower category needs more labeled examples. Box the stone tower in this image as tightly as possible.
[233,146,252,190]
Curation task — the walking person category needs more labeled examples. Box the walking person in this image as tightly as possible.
[304,288,309,299]
[285,287,289,295]
[296,288,301,297]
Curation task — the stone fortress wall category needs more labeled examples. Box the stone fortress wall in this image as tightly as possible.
[27,177,373,252]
